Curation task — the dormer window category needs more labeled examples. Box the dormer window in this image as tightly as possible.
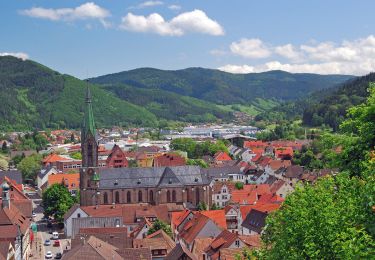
[137,179,141,184]
[168,178,172,184]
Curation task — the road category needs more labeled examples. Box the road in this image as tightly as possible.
[29,192,70,259]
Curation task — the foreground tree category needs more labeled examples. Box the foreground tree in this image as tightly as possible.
[260,85,375,259]
[147,219,172,237]
[262,174,374,259]
[42,184,77,222]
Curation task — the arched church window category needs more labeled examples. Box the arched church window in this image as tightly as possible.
[138,191,143,202]
[115,191,120,203]
[127,191,131,203]
[167,190,171,203]
[103,192,108,204]
[149,190,154,203]
[172,190,176,202]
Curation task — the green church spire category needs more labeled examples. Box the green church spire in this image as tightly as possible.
[83,81,96,138]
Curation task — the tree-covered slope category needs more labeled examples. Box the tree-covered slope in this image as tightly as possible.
[89,68,353,104]
[0,56,157,130]
[302,73,374,130]
[99,83,232,122]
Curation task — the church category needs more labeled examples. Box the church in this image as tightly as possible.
[79,86,212,208]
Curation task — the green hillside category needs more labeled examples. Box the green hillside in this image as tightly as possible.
[89,68,353,104]
[100,83,232,122]
[302,73,374,130]
[0,56,157,131]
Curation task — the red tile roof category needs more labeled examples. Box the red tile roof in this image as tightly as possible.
[48,173,80,190]
[214,152,232,162]
[201,210,227,229]
[42,153,67,164]
[153,153,186,167]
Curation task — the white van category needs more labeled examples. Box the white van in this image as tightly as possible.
[52,232,59,240]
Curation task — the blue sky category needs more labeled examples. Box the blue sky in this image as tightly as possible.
[1,0,375,78]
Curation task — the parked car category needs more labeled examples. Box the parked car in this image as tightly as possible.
[52,232,59,240]
[44,239,51,246]
[45,251,53,259]
[53,240,60,247]
[55,253,62,259]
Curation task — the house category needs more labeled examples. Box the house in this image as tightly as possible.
[283,165,305,186]
[42,153,68,167]
[203,230,246,260]
[118,248,152,260]
[0,181,31,260]
[166,242,197,260]
[224,205,240,232]
[239,204,281,235]
[71,227,132,251]
[203,166,242,182]
[62,236,123,259]
[64,204,183,238]
[48,173,80,196]
[270,179,294,198]
[213,152,232,164]
[241,209,269,235]
[133,230,176,259]
[105,144,129,168]
[274,147,294,160]
[153,153,186,167]
[178,213,223,250]
[0,177,32,218]
[265,160,291,176]
[37,166,58,193]
[211,182,235,207]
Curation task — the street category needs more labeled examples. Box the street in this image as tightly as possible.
[28,192,70,259]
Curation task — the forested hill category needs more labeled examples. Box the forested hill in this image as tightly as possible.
[0,56,354,131]
[0,56,158,131]
[89,68,353,104]
[302,73,375,130]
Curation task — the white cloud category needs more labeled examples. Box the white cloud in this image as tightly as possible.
[20,2,110,27]
[274,44,303,62]
[221,35,375,75]
[168,5,181,11]
[0,52,29,60]
[218,64,255,74]
[230,38,271,59]
[129,1,164,9]
[120,9,224,36]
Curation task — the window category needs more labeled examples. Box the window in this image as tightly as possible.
[77,213,81,218]
[235,240,240,247]
[196,188,200,204]
[103,192,108,204]
[172,190,176,202]
[149,190,154,203]
[167,190,171,203]
[217,195,220,200]
[127,191,131,203]
[138,191,143,202]
[115,191,120,203]
[222,188,227,193]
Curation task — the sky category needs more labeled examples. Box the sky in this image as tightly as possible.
[1,0,375,78]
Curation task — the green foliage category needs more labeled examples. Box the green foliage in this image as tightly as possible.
[42,183,77,222]
[18,154,42,181]
[235,182,244,190]
[261,84,375,259]
[147,219,172,237]
[186,159,208,168]
[0,154,8,171]
[197,201,207,211]
[90,68,352,105]
[0,56,157,131]
[210,203,219,210]
[170,138,228,159]
[262,174,375,259]
[1,141,9,154]
[12,132,49,151]
[70,152,82,160]
[302,73,374,130]
[256,121,306,141]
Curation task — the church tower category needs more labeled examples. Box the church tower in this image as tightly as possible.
[80,83,100,206]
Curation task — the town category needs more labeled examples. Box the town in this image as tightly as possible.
[0,86,338,260]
